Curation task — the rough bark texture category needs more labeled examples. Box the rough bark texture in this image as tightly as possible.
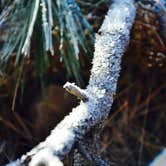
[6,0,136,165]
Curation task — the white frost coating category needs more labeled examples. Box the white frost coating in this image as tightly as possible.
[29,148,63,166]
[63,82,88,101]
[100,0,133,33]
[6,0,136,165]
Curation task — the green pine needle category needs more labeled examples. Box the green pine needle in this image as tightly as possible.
[0,0,94,88]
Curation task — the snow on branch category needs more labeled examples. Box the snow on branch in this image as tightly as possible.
[6,0,136,165]
[63,82,88,101]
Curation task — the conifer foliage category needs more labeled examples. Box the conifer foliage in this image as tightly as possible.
[0,0,94,85]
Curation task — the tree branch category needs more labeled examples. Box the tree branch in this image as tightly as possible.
[6,0,136,165]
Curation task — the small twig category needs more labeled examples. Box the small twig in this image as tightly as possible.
[63,82,88,101]
[13,112,32,139]
[12,59,24,111]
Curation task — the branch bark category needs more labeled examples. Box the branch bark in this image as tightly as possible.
[6,0,136,165]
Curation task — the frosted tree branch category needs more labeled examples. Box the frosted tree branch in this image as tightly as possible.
[6,0,136,165]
